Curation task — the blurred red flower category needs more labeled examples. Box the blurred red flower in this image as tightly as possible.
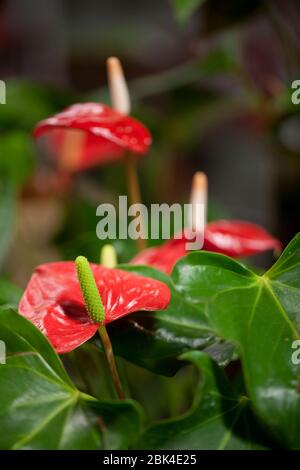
[33,102,151,171]
[131,220,281,274]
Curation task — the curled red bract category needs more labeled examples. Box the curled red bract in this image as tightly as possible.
[131,220,281,274]
[19,261,170,354]
[33,103,152,171]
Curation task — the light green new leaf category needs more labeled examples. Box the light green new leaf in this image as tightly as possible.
[0,308,143,450]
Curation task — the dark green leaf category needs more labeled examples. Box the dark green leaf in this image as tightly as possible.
[107,265,235,376]
[173,251,255,306]
[135,351,271,449]
[0,308,143,450]
[173,234,300,448]
[266,233,300,330]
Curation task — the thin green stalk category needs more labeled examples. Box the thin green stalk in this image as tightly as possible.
[98,325,126,400]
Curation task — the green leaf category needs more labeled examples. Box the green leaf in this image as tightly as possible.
[0,80,76,131]
[135,351,271,449]
[171,0,205,23]
[0,308,143,450]
[173,251,255,306]
[0,181,15,268]
[266,233,300,330]
[0,279,22,308]
[173,234,300,448]
[0,131,35,188]
[107,265,235,376]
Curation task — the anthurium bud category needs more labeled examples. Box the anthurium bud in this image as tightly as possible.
[107,56,131,115]
[75,255,105,323]
[101,244,118,268]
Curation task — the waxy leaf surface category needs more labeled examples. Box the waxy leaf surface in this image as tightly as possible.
[108,265,235,375]
[136,351,271,449]
[0,308,143,450]
[173,233,300,448]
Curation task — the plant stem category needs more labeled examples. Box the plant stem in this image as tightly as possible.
[98,325,125,400]
[126,154,147,252]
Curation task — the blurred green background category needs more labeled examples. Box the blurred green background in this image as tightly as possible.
[0,0,300,421]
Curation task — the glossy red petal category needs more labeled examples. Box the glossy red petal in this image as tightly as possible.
[132,229,200,274]
[131,221,281,273]
[19,261,170,354]
[131,239,187,275]
[204,220,282,257]
[33,103,152,170]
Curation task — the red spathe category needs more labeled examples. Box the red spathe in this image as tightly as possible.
[33,103,152,170]
[131,220,281,274]
[19,261,170,354]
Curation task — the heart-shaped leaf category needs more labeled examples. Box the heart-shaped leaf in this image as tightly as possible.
[0,308,143,450]
[172,233,300,448]
[135,351,272,449]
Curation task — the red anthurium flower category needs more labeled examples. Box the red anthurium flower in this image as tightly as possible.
[19,261,170,354]
[203,220,281,256]
[131,221,281,274]
[33,103,151,171]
